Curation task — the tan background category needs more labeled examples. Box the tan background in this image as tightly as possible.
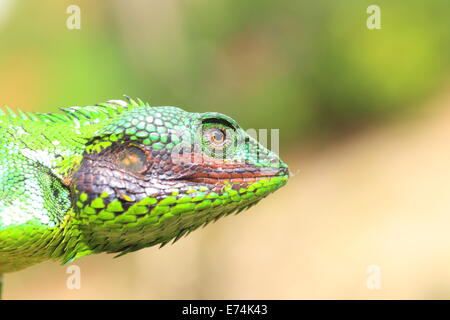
[5,87,450,299]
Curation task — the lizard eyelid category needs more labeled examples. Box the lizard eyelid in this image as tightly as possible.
[201,117,236,130]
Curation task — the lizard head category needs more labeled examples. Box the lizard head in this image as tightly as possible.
[70,102,289,256]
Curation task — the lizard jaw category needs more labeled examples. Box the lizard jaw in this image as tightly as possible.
[179,167,289,185]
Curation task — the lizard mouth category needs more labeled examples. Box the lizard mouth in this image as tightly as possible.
[180,167,289,185]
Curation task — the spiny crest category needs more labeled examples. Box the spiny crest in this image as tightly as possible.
[0,96,149,124]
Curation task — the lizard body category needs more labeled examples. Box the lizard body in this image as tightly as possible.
[0,98,288,274]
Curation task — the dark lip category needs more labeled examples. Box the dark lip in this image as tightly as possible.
[179,167,289,185]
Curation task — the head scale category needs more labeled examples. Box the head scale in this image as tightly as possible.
[70,101,289,256]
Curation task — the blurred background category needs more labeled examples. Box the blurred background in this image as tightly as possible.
[2,0,450,299]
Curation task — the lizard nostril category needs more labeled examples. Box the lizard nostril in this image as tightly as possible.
[270,158,279,165]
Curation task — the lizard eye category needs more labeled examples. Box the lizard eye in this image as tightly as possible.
[116,146,147,172]
[201,116,237,157]
[206,128,226,146]
[203,127,233,151]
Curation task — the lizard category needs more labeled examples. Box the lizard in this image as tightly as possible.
[0,97,289,296]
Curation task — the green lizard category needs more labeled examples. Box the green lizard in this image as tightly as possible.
[0,97,288,296]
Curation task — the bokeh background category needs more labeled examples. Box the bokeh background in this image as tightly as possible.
[2,0,450,299]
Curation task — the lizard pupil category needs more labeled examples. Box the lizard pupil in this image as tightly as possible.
[210,128,225,144]
[116,146,147,172]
